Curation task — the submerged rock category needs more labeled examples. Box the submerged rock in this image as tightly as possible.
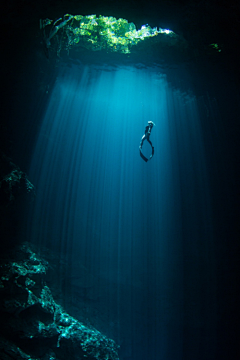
[0,152,36,252]
[0,152,35,206]
[0,244,119,360]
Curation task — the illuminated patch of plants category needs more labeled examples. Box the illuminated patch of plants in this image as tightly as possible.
[40,14,176,54]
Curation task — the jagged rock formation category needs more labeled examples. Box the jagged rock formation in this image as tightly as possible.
[0,152,35,207]
[0,152,36,251]
[0,244,119,360]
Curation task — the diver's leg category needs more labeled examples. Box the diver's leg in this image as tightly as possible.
[147,138,152,147]
[139,135,145,149]
[147,138,154,159]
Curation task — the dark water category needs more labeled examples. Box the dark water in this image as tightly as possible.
[16,59,239,360]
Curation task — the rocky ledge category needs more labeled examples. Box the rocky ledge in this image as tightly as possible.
[0,244,119,360]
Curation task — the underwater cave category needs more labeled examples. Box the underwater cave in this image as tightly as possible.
[0,1,240,359]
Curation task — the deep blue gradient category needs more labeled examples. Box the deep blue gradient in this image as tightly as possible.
[26,63,217,360]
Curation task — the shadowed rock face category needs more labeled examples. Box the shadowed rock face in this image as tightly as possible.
[0,244,119,360]
[0,153,36,253]
[0,152,35,206]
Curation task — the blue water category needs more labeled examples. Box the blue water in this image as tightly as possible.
[26,63,217,360]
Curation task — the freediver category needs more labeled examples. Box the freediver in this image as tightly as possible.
[139,121,155,162]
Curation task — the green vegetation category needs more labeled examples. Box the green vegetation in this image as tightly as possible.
[41,14,177,55]
[210,43,221,52]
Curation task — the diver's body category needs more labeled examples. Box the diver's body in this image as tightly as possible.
[139,121,155,161]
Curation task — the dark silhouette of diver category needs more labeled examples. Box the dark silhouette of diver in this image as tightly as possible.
[139,121,155,162]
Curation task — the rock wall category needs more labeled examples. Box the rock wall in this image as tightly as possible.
[0,244,119,360]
